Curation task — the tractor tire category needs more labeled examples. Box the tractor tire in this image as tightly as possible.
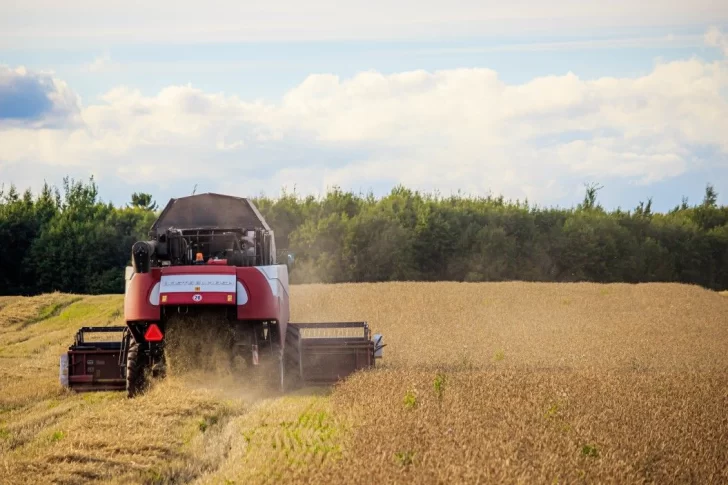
[126,340,146,398]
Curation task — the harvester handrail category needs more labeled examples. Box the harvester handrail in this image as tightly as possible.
[76,326,128,332]
[71,326,128,349]
[288,321,370,328]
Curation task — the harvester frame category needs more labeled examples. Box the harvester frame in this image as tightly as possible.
[59,193,384,396]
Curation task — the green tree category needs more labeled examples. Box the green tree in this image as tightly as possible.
[1,177,727,294]
[0,185,48,294]
[130,192,158,211]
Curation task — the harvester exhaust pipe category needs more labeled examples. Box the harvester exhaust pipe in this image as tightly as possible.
[132,240,157,273]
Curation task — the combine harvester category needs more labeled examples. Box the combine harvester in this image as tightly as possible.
[59,193,384,396]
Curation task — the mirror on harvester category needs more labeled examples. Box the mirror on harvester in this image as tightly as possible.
[286,253,295,269]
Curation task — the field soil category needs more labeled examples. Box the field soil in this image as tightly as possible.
[1,282,727,484]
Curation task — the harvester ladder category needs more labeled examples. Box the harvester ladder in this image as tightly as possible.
[118,328,131,377]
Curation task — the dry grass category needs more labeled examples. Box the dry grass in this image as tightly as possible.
[1,282,727,484]
[1,381,248,485]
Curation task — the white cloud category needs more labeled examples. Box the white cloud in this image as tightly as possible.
[83,53,122,73]
[1,30,728,205]
[416,34,706,55]
[0,65,81,127]
[705,26,728,57]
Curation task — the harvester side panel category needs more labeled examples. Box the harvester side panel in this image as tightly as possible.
[124,269,161,322]
[236,266,289,345]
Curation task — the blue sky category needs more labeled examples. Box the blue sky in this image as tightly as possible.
[4,26,724,101]
[1,1,727,212]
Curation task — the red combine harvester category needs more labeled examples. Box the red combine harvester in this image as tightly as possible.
[59,193,384,396]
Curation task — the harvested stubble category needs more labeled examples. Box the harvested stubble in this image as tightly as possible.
[0,282,727,484]
[0,294,251,484]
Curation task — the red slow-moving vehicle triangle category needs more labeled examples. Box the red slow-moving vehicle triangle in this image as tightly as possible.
[144,323,164,342]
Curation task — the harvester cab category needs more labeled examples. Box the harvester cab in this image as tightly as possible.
[60,193,384,396]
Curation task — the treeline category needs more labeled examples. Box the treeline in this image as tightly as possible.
[256,183,728,289]
[0,178,156,295]
[1,177,727,295]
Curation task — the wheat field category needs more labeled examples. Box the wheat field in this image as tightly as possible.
[1,282,727,484]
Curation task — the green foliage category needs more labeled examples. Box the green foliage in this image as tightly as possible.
[544,403,560,419]
[433,372,446,399]
[198,413,219,433]
[403,389,418,409]
[253,182,728,290]
[0,177,157,295]
[581,444,599,458]
[129,192,158,211]
[394,450,416,467]
[1,178,727,295]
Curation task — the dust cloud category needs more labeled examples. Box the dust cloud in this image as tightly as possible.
[159,314,282,402]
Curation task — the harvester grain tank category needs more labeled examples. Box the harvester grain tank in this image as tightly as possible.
[60,193,384,396]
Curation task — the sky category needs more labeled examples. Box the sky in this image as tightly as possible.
[1,1,728,212]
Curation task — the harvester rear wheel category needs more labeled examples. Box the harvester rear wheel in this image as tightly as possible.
[126,340,146,397]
